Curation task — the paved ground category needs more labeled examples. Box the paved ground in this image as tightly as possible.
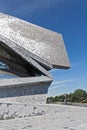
[0,104,87,130]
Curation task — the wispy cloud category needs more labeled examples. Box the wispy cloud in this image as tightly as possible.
[52,79,75,85]
[49,84,66,90]
[72,60,87,67]
[0,0,70,17]
[18,0,71,16]
[49,79,75,90]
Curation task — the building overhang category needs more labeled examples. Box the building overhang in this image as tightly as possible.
[0,13,70,89]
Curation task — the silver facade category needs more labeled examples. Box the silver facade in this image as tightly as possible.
[0,13,70,104]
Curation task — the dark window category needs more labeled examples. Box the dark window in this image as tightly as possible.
[0,41,43,78]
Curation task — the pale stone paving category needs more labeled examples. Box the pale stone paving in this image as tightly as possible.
[0,104,87,130]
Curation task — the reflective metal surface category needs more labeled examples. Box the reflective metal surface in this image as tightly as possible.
[0,13,70,69]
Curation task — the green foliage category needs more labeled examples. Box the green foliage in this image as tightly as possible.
[46,96,55,103]
[47,89,87,103]
[71,89,87,103]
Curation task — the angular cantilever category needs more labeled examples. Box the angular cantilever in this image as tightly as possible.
[0,13,70,104]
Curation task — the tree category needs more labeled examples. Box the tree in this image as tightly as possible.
[47,89,87,104]
[71,89,87,103]
[55,96,59,102]
[46,96,55,103]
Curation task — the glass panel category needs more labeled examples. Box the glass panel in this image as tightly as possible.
[0,61,18,79]
[0,61,9,69]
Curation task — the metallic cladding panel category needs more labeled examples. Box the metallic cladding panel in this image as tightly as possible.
[0,13,70,69]
[0,38,53,78]
[0,76,52,88]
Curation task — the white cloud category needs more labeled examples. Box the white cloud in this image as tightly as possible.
[52,79,75,85]
[49,79,75,90]
[0,0,70,16]
[19,0,71,16]
[72,60,87,67]
[49,84,66,90]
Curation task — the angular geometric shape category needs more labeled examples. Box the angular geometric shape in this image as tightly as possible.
[0,41,49,77]
[0,37,53,79]
[0,76,52,104]
[0,13,70,69]
[0,76,52,88]
[0,13,70,104]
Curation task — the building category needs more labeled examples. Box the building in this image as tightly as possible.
[0,13,70,104]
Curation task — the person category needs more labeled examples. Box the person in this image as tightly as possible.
[64,94,67,104]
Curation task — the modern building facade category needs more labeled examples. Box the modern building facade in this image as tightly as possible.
[0,13,70,104]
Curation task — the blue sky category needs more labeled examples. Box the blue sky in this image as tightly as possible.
[0,0,87,96]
